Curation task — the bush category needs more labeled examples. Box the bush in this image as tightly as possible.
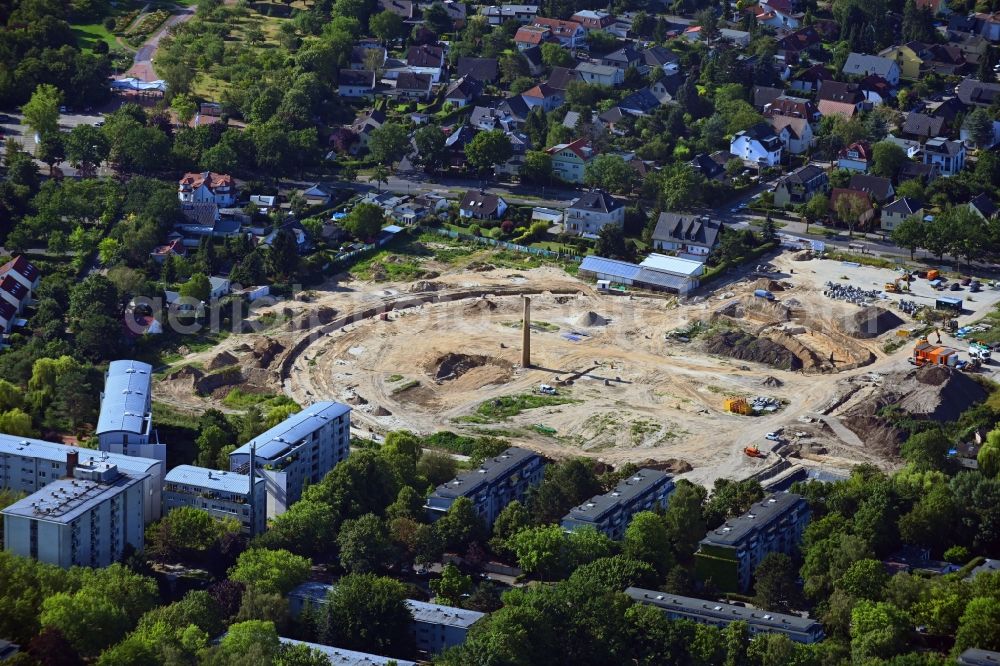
[93,41,109,54]
[103,16,116,30]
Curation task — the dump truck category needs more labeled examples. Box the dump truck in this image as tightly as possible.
[969,342,992,362]
[912,340,959,367]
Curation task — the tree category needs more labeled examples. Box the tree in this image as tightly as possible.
[664,480,707,560]
[370,10,404,43]
[228,548,311,595]
[595,224,628,259]
[870,140,908,178]
[267,229,300,278]
[36,132,65,176]
[890,215,925,259]
[370,163,390,192]
[413,125,448,173]
[430,563,473,605]
[752,552,802,613]
[900,429,950,470]
[465,130,513,176]
[68,274,118,325]
[41,594,128,657]
[423,2,453,35]
[624,512,673,576]
[146,506,240,562]
[834,191,870,236]
[850,600,910,661]
[367,122,409,165]
[75,314,122,361]
[964,108,995,148]
[319,574,413,656]
[540,43,573,69]
[64,124,109,176]
[22,84,62,139]
[337,513,395,574]
[435,497,486,552]
[979,429,1000,478]
[955,597,1000,653]
[343,202,384,241]
[257,499,335,558]
[583,154,635,194]
[695,8,720,44]
[179,272,211,303]
[217,620,280,662]
[171,94,198,126]
[526,459,602,525]
[520,150,553,184]
[761,215,777,244]
[507,525,573,578]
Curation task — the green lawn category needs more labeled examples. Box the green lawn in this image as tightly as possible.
[72,23,120,52]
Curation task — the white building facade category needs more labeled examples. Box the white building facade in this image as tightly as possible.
[163,465,267,535]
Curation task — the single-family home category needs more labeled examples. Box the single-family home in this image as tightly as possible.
[481,4,538,25]
[969,193,999,220]
[600,45,643,71]
[564,190,625,236]
[350,45,386,71]
[842,53,900,86]
[150,238,186,264]
[763,95,819,122]
[757,0,805,29]
[393,72,433,100]
[300,183,332,207]
[790,63,834,92]
[917,0,947,14]
[444,76,483,107]
[532,17,586,47]
[881,197,924,231]
[776,26,822,63]
[546,138,594,183]
[459,191,508,220]
[643,46,680,75]
[897,161,941,184]
[651,213,721,259]
[955,78,1000,107]
[770,115,814,154]
[496,131,532,178]
[0,255,40,296]
[773,164,829,207]
[338,70,376,98]
[902,112,947,142]
[974,11,1000,41]
[571,10,616,31]
[923,136,966,176]
[752,85,784,111]
[817,80,865,118]
[178,171,236,206]
[209,276,231,300]
[407,44,444,69]
[837,141,872,172]
[575,62,623,86]
[849,174,895,203]
[729,123,783,167]
[689,152,727,181]
[521,83,564,112]
[456,57,499,84]
[514,25,551,49]
[379,0,414,18]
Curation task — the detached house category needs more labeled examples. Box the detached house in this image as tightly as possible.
[881,197,924,231]
[521,82,564,111]
[444,76,483,107]
[571,10,615,31]
[923,137,966,176]
[514,25,550,49]
[532,17,586,47]
[651,213,721,259]
[837,141,872,172]
[178,171,236,206]
[773,164,829,207]
[338,70,376,98]
[763,95,819,122]
[955,78,1000,107]
[459,190,508,220]
[757,0,805,29]
[393,72,433,100]
[730,123,783,167]
[842,53,900,86]
[481,4,538,25]
[546,138,594,183]
[849,174,895,203]
[770,115,814,154]
[575,62,623,86]
[564,190,625,236]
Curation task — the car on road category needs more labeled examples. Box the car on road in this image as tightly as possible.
[765,432,781,441]
[538,384,557,395]
[95,121,104,127]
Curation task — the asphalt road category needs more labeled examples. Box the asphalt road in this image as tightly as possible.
[1,111,111,177]
[126,8,194,81]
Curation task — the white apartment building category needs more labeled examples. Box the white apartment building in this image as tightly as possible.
[0,435,162,522]
[163,465,266,535]
[229,402,351,518]
[3,459,146,568]
[96,360,163,463]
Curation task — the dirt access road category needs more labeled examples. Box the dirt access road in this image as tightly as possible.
[125,6,195,81]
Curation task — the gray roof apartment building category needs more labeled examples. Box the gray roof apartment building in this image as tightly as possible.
[626,588,825,644]
[425,446,545,527]
[163,465,266,536]
[278,638,417,666]
[229,402,351,519]
[695,492,810,593]
[97,360,162,463]
[561,469,675,539]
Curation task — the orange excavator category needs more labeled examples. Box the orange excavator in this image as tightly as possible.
[743,446,766,458]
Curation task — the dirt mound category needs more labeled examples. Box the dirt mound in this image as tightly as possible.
[252,337,285,367]
[206,351,238,370]
[409,280,443,293]
[467,262,496,272]
[704,331,801,370]
[288,306,338,331]
[841,306,904,339]
[575,311,609,327]
[715,297,792,323]
[464,298,497,313]
[372,405,392,416]
[761,375,784,387]
[754,278,785,292]
[428,353,514,381]
[636,458,694,474]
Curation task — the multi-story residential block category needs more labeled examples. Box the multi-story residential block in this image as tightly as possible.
[564,190,625,237]
[163,465,266,535]
[626,588,825,644]
[96,360,163,463]
[958,648,1000,665]
[773,165,829,207]
[923,136,966,176]
[546,138,594,183]
[425,447,545,527]
[3,459,146,568]
[288,582,485,655]
[695,493,810,592]
[278,638,417,666]
[229,402,351,518]
[0,435,162,522]
[561,469,675,539]
[730,123,783,167]
[177,171,236,206]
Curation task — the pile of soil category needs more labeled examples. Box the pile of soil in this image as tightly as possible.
[372,405,392,416]
[761,375,784,387]
[464,298,497,313]
[428,353,513,381]
[575,311,609,327]
[841,306,904,339]
[206,351,238,370]
[715,297,792,323]
[252,337,285,368]
[704,331,802,370]
[288,306,338,331]
[467,262,496,272]
[754,278,785,292]
[636,458,694,474]
[409,280,443,293]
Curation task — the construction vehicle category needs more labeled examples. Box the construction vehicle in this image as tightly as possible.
[743,446,766,458]
[884,278,908,293]
[969,342,992,362]
[927,269,940,280]
[912,340,960,367]
[724,397,752,415]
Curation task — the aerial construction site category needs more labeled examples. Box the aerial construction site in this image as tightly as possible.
[156,243,1000,486]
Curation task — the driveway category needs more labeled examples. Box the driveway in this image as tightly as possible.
[125,7,195,81]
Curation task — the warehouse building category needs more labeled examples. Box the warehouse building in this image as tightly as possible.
[163,465,266,535]
[229,402,351,518]
[578,254,703,296]
[561,469,674,539]
[0,435,162,522]
[425,446,545,527]
[3,459,147,568]
[626,588,824,644]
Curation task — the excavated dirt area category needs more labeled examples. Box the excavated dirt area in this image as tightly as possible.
[151,250,1000,485]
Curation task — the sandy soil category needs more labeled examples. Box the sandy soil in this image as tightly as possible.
[154,251,1000,486]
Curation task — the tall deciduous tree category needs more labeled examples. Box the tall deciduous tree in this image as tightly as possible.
[319,574,413,656]
[22,84,63,138]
